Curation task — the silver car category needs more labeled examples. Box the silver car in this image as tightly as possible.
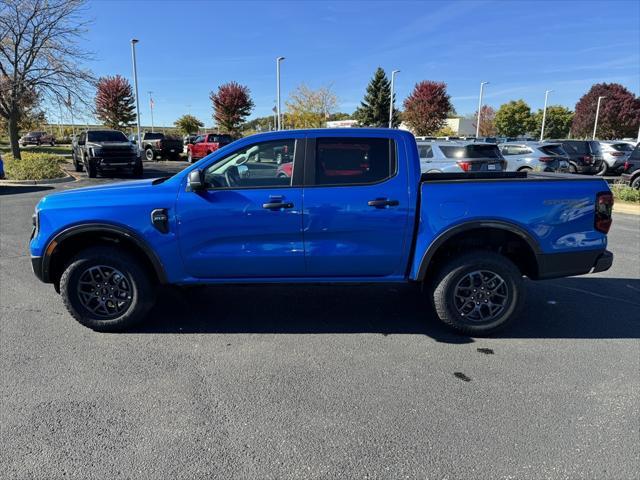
[499,141,570,173]
[598,141,635,175]
[417,140,506,173]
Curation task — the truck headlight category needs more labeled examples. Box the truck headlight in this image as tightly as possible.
[90,147,103,157]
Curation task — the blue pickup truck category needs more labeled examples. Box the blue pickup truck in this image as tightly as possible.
[30,129,614,335]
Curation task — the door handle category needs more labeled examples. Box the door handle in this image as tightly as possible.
[262,201,294,210]
[368,198,399,208]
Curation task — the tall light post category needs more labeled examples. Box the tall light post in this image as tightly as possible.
[389,69,400,128]
[475,81,489,138]
[540,89,553,142]
[592,95,606,140]
[276,56,285,130]
[130,39,142,151]
[148,91,154,133]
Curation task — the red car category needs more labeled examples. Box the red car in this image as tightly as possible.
[276,161,293,178]
[187,133,233,163]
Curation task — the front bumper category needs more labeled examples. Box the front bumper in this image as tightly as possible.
[93,156,138,170]
[31,256,46,283]
[535,249,613,279]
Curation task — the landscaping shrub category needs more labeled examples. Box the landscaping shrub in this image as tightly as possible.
[3,152,66,180]
[611,183,640,204]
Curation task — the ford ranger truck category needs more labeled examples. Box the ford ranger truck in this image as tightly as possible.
[29,129,614,335]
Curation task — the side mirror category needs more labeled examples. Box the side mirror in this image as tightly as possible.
[187,169,205,191]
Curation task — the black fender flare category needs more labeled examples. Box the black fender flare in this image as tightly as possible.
[41,223,167,284]
[416,220,542,280]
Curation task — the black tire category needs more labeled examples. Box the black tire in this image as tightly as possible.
[132,161,143,178]
[595,161,608,176]
[73,153,83,172]
[631,176,640,190]
[431,251,525,336]
[60,246,155,332]
[87,159,97,178]
[145,148,154,161]
[569,162,578,174]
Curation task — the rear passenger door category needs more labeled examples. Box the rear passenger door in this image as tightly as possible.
[302,135,410,278]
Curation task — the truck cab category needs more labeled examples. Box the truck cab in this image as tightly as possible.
[187,133,233,163]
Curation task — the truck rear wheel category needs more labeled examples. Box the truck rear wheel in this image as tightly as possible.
[145,148,154,161]
[431,251,524,335]
[87,159,97,178]
[60,246,155,332]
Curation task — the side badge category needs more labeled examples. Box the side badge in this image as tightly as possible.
[151,208,169,234]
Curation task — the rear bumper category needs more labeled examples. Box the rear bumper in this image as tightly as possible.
[535,249,613,280]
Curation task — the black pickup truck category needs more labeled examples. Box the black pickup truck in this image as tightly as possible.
[133,132,183,161]
[72,130,142,178]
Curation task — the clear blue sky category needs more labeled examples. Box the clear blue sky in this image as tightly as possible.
[82,0,640,127]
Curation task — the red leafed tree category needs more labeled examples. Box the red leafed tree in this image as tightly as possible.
[402,81,453,136]
[210,82,254,136]
[571,83,640,139]
[473,105,497,136]
[94,75,136,130]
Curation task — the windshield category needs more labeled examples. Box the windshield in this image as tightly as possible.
[87,131,128,142]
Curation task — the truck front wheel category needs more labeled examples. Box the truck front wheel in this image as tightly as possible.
[431,251,524,335]
[60,246,155,332]
[145,148,155,161]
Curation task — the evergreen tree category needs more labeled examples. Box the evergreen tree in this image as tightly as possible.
[354,68,400,127]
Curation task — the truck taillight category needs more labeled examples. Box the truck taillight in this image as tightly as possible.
[623,161,630,171]
[457,161,471,172]
[538,156,554,163]
[595,192,613,234]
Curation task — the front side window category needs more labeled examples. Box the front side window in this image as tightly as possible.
[203,139,295,189]
[418,144,434,159]
[314,137,395,186]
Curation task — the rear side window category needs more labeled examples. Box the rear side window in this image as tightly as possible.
[539,145,566,156]
[562,141,588,154]
[418,144,433,159]
[611,143,633,152]
[501,145,532,155]
[315,137,395,186]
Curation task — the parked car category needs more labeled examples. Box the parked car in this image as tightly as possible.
[186,133,234,163]
[598,141,635,175]
[499,141,570,173]
[19,131,55,147]
[417,140,506,173]
[276,160,294,178]
[30,129,614,336]
[621,143,640,189]
[131,132,183,161]
[547,140,604,174]
[72,129,142,178]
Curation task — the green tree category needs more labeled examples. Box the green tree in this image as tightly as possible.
[354,67,400,127]
[286,84,338,128]
[174,114,204,135]
[495,100,535,137]
[532,105,574,139]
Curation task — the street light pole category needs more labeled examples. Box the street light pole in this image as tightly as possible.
[148,91,154,133]
[540,89,553,142]
[592,96,606,140]
[475,81,489,138]
[276,56,285,130]
[389,69,400,128]
[130,39,142,152]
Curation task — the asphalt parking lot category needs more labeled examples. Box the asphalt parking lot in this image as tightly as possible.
[1,161,639,479]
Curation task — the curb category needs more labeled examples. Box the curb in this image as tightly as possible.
[613,201,640,216]
[0,171,75,186]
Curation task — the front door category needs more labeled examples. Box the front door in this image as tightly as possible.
[177,137,305,279]
[302,136,410,277]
